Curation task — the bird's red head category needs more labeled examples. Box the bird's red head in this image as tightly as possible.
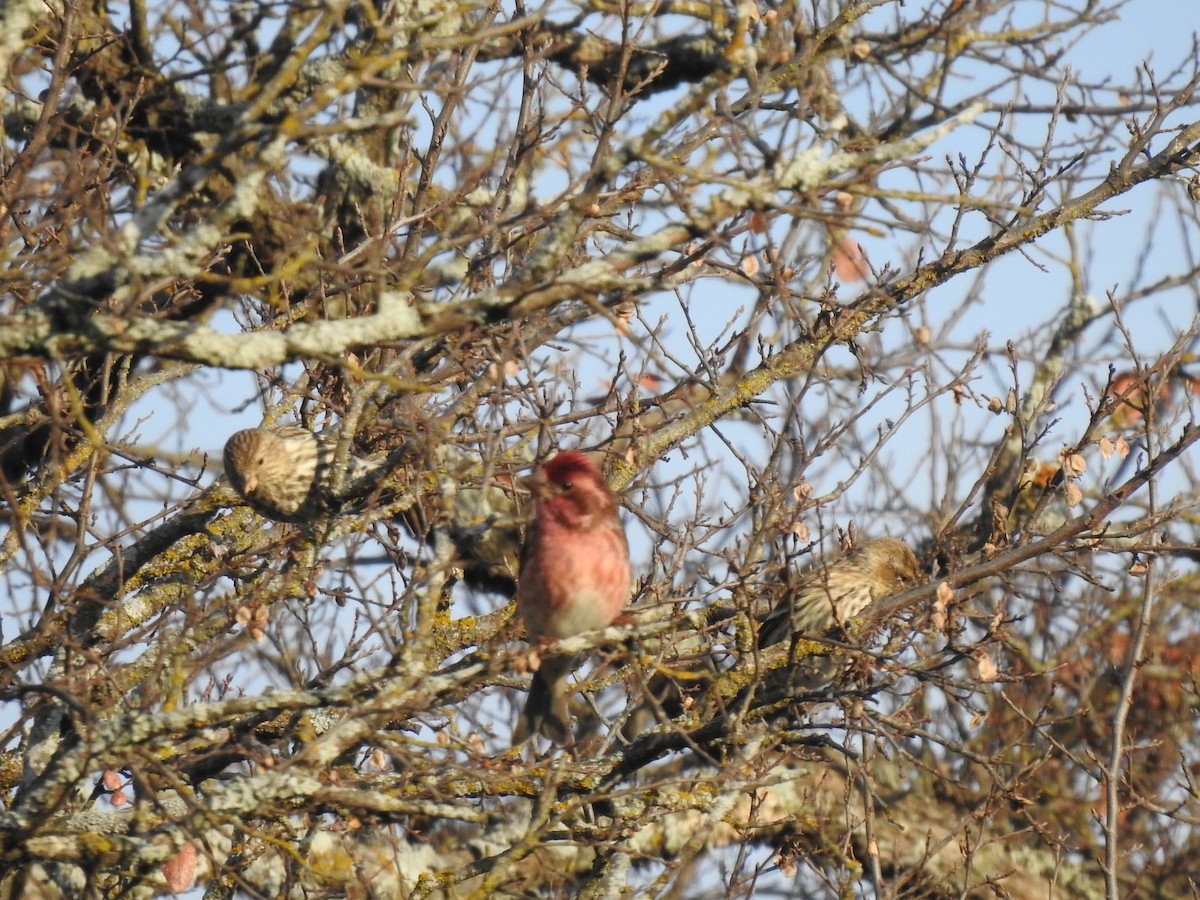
[525,451,613,521]
[541,451,601,486]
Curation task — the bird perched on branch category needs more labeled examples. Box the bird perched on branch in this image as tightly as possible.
[223,426,383,523]
[757,536,922,648]
[513,451,631,746]
[621,538,921,741]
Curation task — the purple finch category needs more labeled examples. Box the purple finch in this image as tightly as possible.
[757,537,921,648]
[223,426,381,523]
[513,451,631,745]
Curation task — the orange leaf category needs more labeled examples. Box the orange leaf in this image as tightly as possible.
[162,843,197,893]
[832,236,869,282]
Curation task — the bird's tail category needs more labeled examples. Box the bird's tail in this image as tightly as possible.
[513,658,574,746]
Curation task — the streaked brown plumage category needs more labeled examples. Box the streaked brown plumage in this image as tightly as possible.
[223,426,380,523]
[622,539,920,738]
[757,537,922,648]
[224,427,324,522]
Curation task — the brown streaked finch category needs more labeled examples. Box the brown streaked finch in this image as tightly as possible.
[513,451,631,746]
[223,426,382,523]
[757,537,922,649]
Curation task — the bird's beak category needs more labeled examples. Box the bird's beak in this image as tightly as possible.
[520,470,550,499]
[243,473,258,493]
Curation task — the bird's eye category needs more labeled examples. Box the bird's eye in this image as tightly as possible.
[558,481,573,491]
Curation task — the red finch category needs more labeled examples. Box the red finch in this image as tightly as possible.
[223,426,381,523]
[757,537,921,648]
[513,451,631,745]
